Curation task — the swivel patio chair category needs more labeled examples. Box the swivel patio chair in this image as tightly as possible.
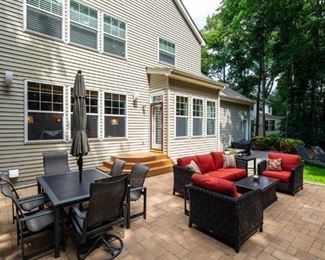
[311,146,325,162]
[0,172,48,224]
[295,146,325,168]
[258,152,303,195]
[109,159,126,177]
[1,184,55,259]
[127,163,149,228]
[70,175,129,260]
[42,150,70,175]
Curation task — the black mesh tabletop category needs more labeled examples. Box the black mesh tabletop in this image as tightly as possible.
[236,176,279,192]
[37,169,108,207]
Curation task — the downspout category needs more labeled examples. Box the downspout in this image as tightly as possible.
[166,77,170,156]
[217,90,221,150]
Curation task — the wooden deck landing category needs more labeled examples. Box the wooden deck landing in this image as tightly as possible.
[97,151,174,177]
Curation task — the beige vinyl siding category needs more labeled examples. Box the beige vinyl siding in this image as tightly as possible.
[0,0,201,183]
[167,80,220,161]
[219,101,250,149]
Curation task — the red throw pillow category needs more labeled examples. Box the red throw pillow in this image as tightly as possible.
[210,151,224,169]
[268,152,300,172]
[191,174,237,197]
[196,154,216,173]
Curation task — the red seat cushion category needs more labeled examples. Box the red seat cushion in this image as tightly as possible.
[207,168,246,181]
[268,152,300,172]
[210,151,224,169]
[262,170,291,183]
[177,156,198,167]
[196,154,216,173]
[191,174,238,197]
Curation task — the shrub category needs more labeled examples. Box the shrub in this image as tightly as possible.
[251,136,304,153]
[279,138,305,154]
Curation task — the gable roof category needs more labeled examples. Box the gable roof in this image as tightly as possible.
[173,0,206,46]
[147,67,224,91]
[220,86,255,106]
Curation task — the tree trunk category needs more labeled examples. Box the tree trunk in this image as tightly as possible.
[260,14,266,137]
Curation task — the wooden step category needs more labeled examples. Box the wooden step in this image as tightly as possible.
[97,151,174,177]
[103,158,172,170]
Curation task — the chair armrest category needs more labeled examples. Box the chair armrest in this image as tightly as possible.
[289,163,304,185]
[20,209,53,222]
[130,186,145,192]
[19,194,48,204]
[258,160,267,175]
[173,165,196,197]
[235,159,247,169]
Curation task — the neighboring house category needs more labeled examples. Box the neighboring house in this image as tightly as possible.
[0,0,226,183]
[250,100,281,136]
[219,87,255,148]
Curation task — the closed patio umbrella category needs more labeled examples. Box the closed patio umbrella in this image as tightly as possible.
[70,70,90,182]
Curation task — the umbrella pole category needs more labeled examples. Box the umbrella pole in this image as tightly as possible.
[78,156,83,182]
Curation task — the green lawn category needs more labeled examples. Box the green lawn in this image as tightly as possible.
[304,165,325,184]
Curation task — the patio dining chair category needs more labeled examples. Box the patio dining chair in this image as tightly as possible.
[42,150,70,175]
[69,175,129,259]
[1,184,55,259]
[0,172,48,225]
[109,159,126,177]
[127,163,149,228]
[311,146,325,162]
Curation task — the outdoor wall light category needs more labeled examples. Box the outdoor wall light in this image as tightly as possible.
[133,91,139,102]
[4,71,13,86]
[142,104,146,114]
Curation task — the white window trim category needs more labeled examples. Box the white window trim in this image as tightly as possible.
[174,95,189,138]
[23,0,65,42]
[157,37,176,67]
[206,99,217,136]
[102,13,128,59]
[192,98,204,137]
[68,87,100,140]
[103,92,128,140]
[68,0,100,52]
[150,91,164,104]
[24,80,66,144]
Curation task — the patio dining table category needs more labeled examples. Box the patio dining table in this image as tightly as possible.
[37,169,108,258]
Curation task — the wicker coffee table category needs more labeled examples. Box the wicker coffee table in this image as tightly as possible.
[236,176,279,209]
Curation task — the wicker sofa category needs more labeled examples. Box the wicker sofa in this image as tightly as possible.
[173,152,247,197]
[258,152,303,195]
[187,177,263,252]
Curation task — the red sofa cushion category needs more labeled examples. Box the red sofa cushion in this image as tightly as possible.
[207,168,246,181]
[262,170,291,183]
[268,152,300,172]
[177,156,198,167]
[210,152,224,169]
[191,174,238,197]
[197,154,216,173]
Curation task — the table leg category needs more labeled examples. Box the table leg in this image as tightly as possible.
[54,207,60,258]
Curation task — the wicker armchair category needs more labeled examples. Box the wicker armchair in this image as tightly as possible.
[258,152,303,195]
[187,184,263,252]
[173,157,247,197]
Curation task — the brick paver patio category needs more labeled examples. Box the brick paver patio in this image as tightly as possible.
[1,172,325,259]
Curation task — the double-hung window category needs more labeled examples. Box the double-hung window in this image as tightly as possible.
[26,82,64,141]
[175,96,188,137]
[70,0,98,49]
[192,99,203,136]
[207,101,216,135]
[71,89,99,139]
[26,0,63,39]
[104,93,127,138]
[103,15,126,57]
[159,38,176,66]
[266,120,275,131]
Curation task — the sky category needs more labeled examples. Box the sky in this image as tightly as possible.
[182,0,222,29]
